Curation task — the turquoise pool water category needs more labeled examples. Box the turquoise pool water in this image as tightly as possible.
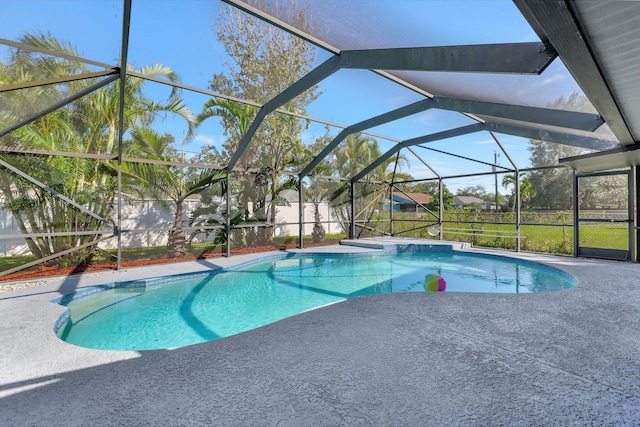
[55,250,575,351]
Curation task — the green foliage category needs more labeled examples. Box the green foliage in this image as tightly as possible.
[0,32,198,262]
[400,181,439,196]
[397,181,455,212]
[426,186,455,211]
[502,173,536,210]
[198,4,321,244]
[108,128,227,257]
[527,92,619,210]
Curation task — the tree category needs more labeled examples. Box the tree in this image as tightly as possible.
[194,97,258,169]
[485,192,507,208]
[502,173,536,211]
[113,128,226,258]
[0,33,112,260]
[195,97,257,230]
[528,92,615,209]
[198,2,319,243]
[372,154,413,184]
[426,186,455,211]
[331,134,388,235]
[211,1,318,107]
[400,181,439,197]
[0,32,196,262]
[334,134,379,177]
[300,129,341,242]
[456,185,487,199]
[528,140,580,209]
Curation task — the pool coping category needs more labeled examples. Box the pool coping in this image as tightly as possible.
[2,237,640,425]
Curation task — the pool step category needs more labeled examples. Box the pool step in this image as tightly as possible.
[339,238,472,252]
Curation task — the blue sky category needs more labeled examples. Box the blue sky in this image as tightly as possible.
[0,0,596,195]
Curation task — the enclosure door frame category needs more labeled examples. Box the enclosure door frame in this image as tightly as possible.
[573,170,634,261]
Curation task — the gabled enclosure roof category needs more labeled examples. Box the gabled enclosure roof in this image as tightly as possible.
[221,0,638,178]
[2,0,639,177]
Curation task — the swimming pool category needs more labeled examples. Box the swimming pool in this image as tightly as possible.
[54,247,575,351]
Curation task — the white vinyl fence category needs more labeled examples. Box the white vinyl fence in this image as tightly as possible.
[0,199,337,256]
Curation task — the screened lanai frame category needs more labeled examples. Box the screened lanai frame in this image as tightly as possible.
[0,0,637,278]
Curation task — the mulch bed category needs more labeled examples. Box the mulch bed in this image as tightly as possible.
[1,240,341,283]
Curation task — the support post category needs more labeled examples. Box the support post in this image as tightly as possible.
[116,0,132,271]
[226,172,231,257]
[494,151,499,212]
[636,167,640,262]
[628,169,635,262]
[350,182,355,239]
[298,176,304,249]
[389,184,394,236]
[516,170,521,252]
[573,171,579,258]
[439,178,444,240]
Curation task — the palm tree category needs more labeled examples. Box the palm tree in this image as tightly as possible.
[335,134,379,179]
[304,163,331,243]
[114,128,226,257]
[0,33,114,260]
[196,97,262,245]
[197,98,307,245]
[259,106,307,241]
[0,32,197,263]
[332,134,414,236]
[502,173,536,211]
[196,97,258,169]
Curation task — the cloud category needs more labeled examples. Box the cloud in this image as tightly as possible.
[538,73,566,87]
[472,138,497,145]
[514,72,570,101]
[414,111,436,124]
[193,134,217,145]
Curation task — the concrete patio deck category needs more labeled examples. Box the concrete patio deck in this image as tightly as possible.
[1,239,639,426]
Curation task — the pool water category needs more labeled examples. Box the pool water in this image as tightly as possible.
[56,251,575,351]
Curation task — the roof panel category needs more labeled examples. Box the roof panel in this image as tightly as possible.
[242,0,537,50]
[514,0,635,145]
[573,0,640,141]
[387,59,596,112]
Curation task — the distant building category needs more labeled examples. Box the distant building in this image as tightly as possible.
[453,195,485,209]
[387,192,432,212]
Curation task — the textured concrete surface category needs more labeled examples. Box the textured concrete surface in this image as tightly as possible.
[1,239,639,426]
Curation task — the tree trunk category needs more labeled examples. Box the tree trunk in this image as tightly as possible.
[167,200,187,258]
[0,175,43,258]
[268,173,278,241]
[312,202,325,243]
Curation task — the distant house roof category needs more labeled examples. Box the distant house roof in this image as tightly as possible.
[389,192,432,205]
[454,196,484,205]
[278,189,299,203]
